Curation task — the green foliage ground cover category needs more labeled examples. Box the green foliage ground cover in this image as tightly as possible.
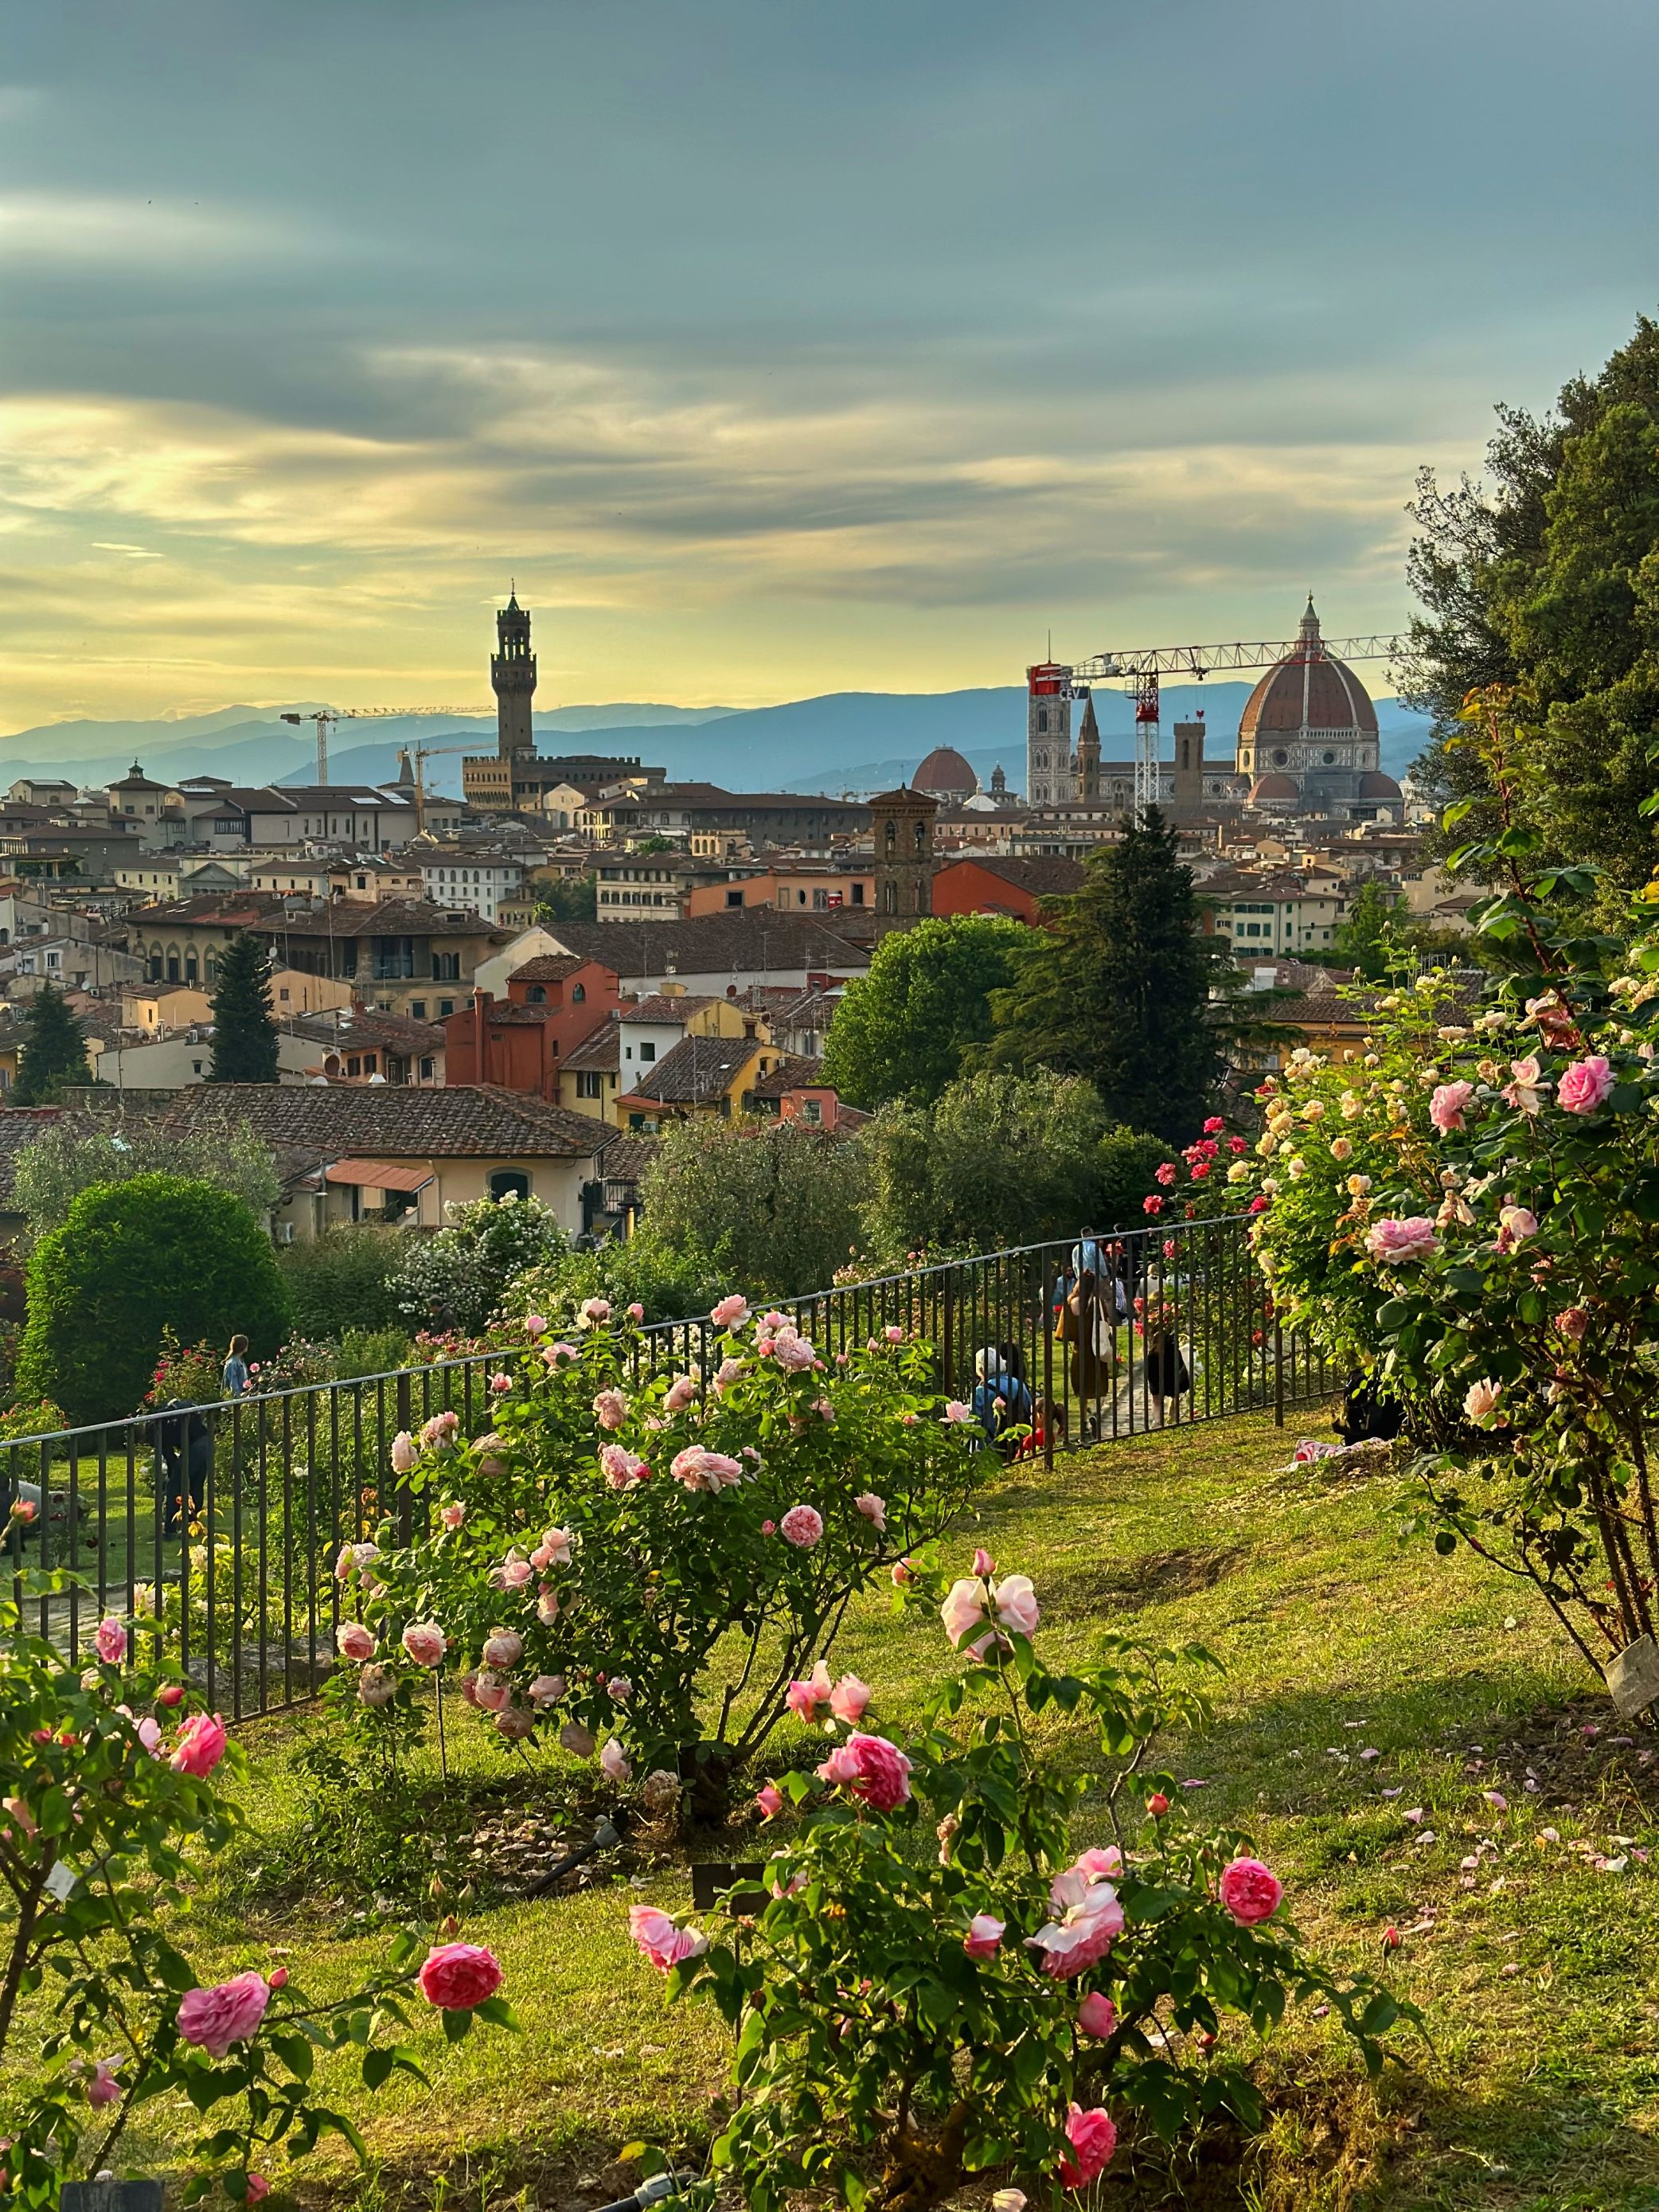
[94,1413,1659,2208]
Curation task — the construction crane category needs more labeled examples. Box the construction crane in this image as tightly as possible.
[405,743,476,836]
[279,705,485,785]
[1038,607,1407,815]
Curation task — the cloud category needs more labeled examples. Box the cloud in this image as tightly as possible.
[0,192,335,267]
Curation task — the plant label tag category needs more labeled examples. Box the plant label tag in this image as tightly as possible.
[1604,1635,1659,1719]
[45,1858,76,1901]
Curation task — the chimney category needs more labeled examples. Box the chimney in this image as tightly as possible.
[471,986,492,1084]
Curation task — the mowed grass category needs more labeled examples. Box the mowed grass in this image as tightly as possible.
[110,1413,1659,2208]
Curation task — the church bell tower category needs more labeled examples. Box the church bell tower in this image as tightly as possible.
[491,592,537,759]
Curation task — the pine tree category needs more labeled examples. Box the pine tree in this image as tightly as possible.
[986,808,1224,1145]
[12,982,92,1105]
[209,932,279,1084]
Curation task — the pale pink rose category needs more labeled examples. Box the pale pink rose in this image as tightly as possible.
[627,1303,645,1322]
[389,1431,417,1475]
[578,1297,612,1328]
[1059,2104,1118,2187]
[1463,1377,1502,1421]
[357,1663,396,1708]
[1499,1204,1539,1241]
[2,1795,36,1838]
[710,1294,750,1328]
[755,1782,786,1818]
[334,1539,379,1581]
[459,1669,481,1707]
[663,1374,697,1413]
[439,1500,466,1531]
[1501,1053,1549,1113]
[1218,1855,1283,1924]
[779,1504,823,1548]
[541,1526,573,1566]
[972,1547,996,1577]
[962,1913,1004,1960]
[494,1704,535,1741]
[93,1617,127,1665]
[629,1904,708,1973]
[816,1732,912,1811]
[600,1737,632,1783]
[830,1673,871,1724]
[83,2059,123,2108]
[943,1400,974,1424]
[418,1941,502,2010]
[891,1558,915,1587]
[169,1712,227,1778]
[1556,1305,1590,1341]
[401,1621,447,1667]
[1026,1866,1126,1976]
[420,1410,460,1448]
[813,1396,836,1422]
[472,1671,511,1713]
[1558,1053,1614,1115]
[607,1675,633,1701]
[490,1372,513,1395]
[763,1311,790,1330]
[600,1443,650,1487]
[714,1356,746,1392]
[1073,1845,1123,1879]
[337,1622,375,1663]
[498,1551,534,1590]
[178,1970,271,2058]
[133,1715,162,1757]
[1365,1216,1437,1264]
[1076,1991,1118,2039]
[536,1587,561,1626]
[529,1674,565,1706]
[524,1312,548,1339]
[671,1447,744,1491]
[560,1720,596,1757]
[993,1574,1039,1637]
[787,1659,833,1719]
[1430,1081,1474,1133]
[543,1340,579,1367]
[482,1629,524,1669]
[854,1492,886,1530]
[772,1331,818,1373]
[940,1577,987,1647]
[592,1388,629,1431]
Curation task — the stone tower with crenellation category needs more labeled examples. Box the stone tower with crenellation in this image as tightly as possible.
[491,592,537,760]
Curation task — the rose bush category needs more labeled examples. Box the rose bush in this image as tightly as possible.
[324,1301,982,1797]
[626,1553,1413,2212]
[0,1570,513,2207]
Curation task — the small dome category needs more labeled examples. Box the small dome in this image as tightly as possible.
[912,746,978,799]
[1357,769,1403,799]
[1249,773,1299,805]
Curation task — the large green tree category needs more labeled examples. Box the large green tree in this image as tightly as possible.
[18,1174,291,1422]
[1405,313,1659,889]
[821,914,1027,1108]
[636,1117,865,1296]
[986,811,1224,1145]
[11,983,91,1105]
[209,932,279,1082]
[11,1119,278,1237]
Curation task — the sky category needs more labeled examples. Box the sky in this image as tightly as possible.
[2,0,1657,729]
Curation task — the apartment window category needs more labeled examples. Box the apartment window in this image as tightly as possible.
[488,1169,531,1202]
[638,1040,657,1063]
[411,1000,427,1019]
[572,983,585,1002]
[576,1070,603,1099]
[526,985,547,1004]
[420,1056,435,1080]
[438,999,454,1017]
[726,889,744,908]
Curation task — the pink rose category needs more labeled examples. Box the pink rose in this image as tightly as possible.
[543,1340,579,1367]
[244,2180,270,2205]
[525,1312,548,1338]
[972,1547,996,1576]
[830,1673,872,1724]
[401,1621,447,1667]
[755,1783,786,1818]
[760,1518,776,1536]
[389,1430,417,1475]
[529,1674,565,1706]
[537,1587,561,1626]
[1142,1194,1164,1217]
[607,1675,633,1701]
[710,1294,750,1328]
[787,1660,833,1719]
[1365,1216,1437,1265]
[1074,1844,1123,1878]
[337,1622,375,1663]
[1498,1204,1539,1244]
[473,1671,511,1713]
[1076,1991,1117,2039]
[482,1628,524,1670]
[93,1617,127,1666]
[816,1732,912,1811]
[579,1297,612,1328]
[627,1302,645,1322]
[267,1967,288,1989]
[1058,2104,1118,2187]
[891,1558,915,1587]
[1218,1855,1283,1925]
[498,1551,534,1590]
[771,1330,818,1373]
[629,1904,708,1973]
[439,1500,466,1530]
[1502,1053,1548,1113]
[1429,1080,1474,1133]
[1556,1305,1590,1341]
[1154,1162,1177,1187]
[490,1372,513,1395]
[943,1400,974,1424]
[600,1443,650,1487]
[169,1711,227,1779]
[177,1970,271,2058]
[940,1577,987,1647]
[560,1720,596,1757]
[714,1356,746,1393]
[357,1663,396,1708]
[1558,1053,1614,1115]
[963,1913,1004,1960]
[671,1447,744,1491]
[853,1492,886,1530]
[420,1410,460,1448]
[592,1388,629,1431]
[495,1704,535,1741]
[993,1573,1039,1638]
[663,1374,697,1413]
[1203,1116,1225,1134]
[1026,1865,1126,1976]
[82,2059,122,2108]
[1463,1377,1502,1421]
[2,1795,36,1839]
[418,1942,503,2010]
[779,1503,824,1548]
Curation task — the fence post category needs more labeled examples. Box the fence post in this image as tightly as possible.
[1273,1315,1285,1427]
[396,1372,413,1542]
[1041,1257,1055,1471]
[941,1265,955,1398]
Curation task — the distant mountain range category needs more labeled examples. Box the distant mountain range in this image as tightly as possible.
[0,684,1433,802]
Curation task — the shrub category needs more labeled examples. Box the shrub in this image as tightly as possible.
[279,1226,404,1338]
[390,1193,568,1336]
[331,1299,982,1790]
[335,1325,416,1379]
[639,1551,1414,2211]
[16,1176,291,1425]
[636,1119,865,1297]
[509,1233,729,1333]
[0,1572,514,2206]
[11,1120,279,1240]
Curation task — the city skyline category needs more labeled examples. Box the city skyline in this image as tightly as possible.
[2,0,1657,730]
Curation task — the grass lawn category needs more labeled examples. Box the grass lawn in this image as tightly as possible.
[110,1410,1659,2210]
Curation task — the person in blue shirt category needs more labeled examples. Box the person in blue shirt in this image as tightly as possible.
[970,1344,1033,1460]
[222,1334,251,1397]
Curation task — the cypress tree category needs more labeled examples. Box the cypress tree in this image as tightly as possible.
[986,807,1224,1145]
[12,982,92,1105]
[209,931,279,1084]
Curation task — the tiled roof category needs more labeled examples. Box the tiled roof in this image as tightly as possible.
[622,1034,759,1104]
[751,1053,825,1098]
[563,1015,620,1073]
[340,1009,447,1053]
[117,1083,612,1160]
[623,992,720,1024]
[506,954,599,984]
[946,854,1086,897]
[599,1135,659,1186]
[541,913,874,978]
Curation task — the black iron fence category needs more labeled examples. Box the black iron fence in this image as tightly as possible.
[2,1213,1330,1722]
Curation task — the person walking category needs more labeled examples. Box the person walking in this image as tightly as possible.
[156,1399,211,1536]
[222,1334,251,1397]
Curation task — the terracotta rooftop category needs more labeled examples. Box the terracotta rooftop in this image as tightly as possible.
[563,1016,621,1073]
[508,953,611,984]
[622,992,721,1025]
[750,1053,826,1098]
[620,1034,759,1105]
[97,1083,611,1160]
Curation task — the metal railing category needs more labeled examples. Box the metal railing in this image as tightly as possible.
[1,1213,1330,1722]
